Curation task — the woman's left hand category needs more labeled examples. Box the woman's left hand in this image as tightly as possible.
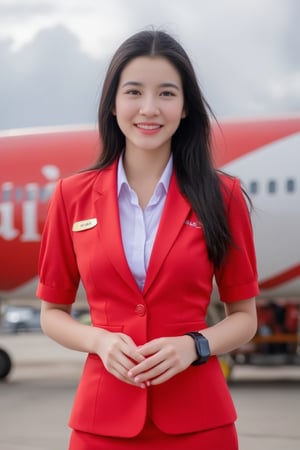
[127,335,197,386]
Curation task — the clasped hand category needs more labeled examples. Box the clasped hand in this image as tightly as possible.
[98,332,196,388]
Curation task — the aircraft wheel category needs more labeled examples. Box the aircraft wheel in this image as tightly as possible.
[0,348,12,379]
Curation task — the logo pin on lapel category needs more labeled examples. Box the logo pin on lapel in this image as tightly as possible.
[184,219,202,229]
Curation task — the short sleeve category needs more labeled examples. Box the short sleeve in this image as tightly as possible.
[215,178,259,302]
[36,180,80,304]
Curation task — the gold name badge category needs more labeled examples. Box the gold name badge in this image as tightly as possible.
[72,218,97,232]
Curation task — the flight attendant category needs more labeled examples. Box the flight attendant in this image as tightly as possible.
[37,29,259,449]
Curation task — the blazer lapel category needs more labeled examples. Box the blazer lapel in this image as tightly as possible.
[93,162,140,295]
[143,173,191,296]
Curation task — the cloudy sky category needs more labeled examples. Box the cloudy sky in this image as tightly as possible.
[0,0,299,131]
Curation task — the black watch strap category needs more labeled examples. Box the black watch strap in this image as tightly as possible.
[185,331,211,365]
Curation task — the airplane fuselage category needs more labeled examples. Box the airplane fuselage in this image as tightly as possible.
[1,118,300,300]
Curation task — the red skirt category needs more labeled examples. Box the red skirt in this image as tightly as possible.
[69,418,238,450]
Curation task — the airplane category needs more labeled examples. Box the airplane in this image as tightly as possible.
[0,116,300,378]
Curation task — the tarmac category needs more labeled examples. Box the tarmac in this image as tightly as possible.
[0,333,300,450]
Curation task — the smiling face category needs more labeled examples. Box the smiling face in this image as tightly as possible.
[114,56,186,156]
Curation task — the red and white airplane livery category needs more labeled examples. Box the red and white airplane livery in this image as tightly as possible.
[1,116,300,299]
[0,116,300,375]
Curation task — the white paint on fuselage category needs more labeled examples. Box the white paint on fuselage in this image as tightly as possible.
[223,132,300,297]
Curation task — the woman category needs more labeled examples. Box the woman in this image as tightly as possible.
[37,29,258,449]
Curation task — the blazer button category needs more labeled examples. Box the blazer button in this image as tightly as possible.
[135,304,146,316]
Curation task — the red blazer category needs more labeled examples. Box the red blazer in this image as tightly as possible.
[37,160,259,438]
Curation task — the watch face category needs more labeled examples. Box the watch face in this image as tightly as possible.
[185,332,211,365]
[194,334,210,364]
[196,335,210,360]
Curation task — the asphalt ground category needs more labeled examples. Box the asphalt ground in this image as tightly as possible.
[0,333,300,450]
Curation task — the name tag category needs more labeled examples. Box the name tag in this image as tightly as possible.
[72,218,97,232]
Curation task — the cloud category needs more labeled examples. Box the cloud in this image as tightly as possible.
[0,25,105,130]
[177,0,300,117]
[0,0,299,131]
[0,0,54,17]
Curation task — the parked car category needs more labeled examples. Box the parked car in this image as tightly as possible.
[1,306,41,333]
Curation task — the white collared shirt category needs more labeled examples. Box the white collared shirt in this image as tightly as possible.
[118,155,173,291]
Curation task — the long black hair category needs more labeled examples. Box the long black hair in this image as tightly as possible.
[92,29,231,267]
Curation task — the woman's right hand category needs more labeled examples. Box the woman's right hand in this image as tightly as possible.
[96,330,147,388]
[40,302,147,388]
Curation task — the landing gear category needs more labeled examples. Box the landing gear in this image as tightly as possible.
[0,348,12,379]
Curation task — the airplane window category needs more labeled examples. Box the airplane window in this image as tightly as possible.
[39,184,55,202]
[25,183,38,201]
[268,180,277,194]
[15,187,23,202]
[39,186,48,201]
[249,181,258,194]
[1,190,7,202]
[2,182,13,201]
[286,179,295,193]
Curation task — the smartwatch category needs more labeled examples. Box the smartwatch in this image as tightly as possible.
[185,332,211,365]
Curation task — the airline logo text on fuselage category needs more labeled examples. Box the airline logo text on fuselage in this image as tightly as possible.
[0,166,59,242]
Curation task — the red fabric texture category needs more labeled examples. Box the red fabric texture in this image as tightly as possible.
[37,161,258,437]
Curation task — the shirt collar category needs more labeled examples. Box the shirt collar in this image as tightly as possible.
[117,153,173,197]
